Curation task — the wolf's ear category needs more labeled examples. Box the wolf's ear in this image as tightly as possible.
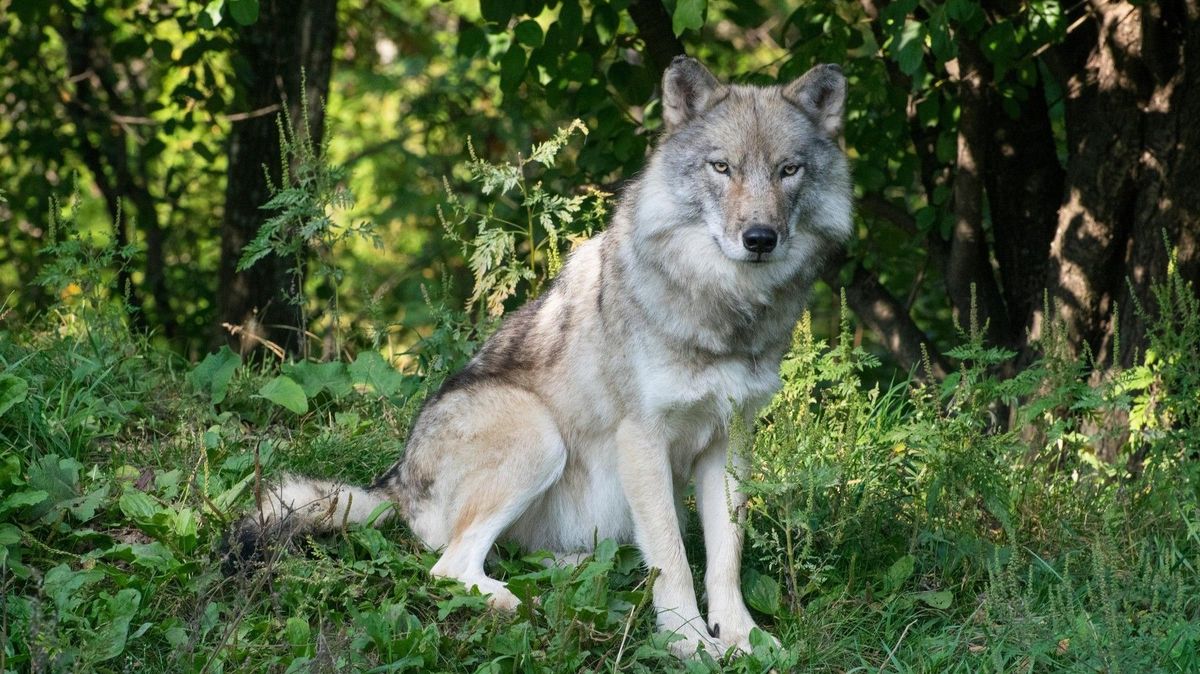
[783,64,846,137]
[661,56,723,132]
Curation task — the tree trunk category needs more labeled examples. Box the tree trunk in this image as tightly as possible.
[216,0,338,356]
[949,38,1010,345]
[1033,0,1200,369]
[985,68,1064,352]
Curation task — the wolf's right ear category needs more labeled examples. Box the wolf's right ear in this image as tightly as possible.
[783,64,847,137]
[661,56,723,132]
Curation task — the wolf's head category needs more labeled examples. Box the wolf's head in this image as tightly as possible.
[632,57,852,287]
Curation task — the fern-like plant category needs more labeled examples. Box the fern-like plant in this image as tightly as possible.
[438,119,608,318]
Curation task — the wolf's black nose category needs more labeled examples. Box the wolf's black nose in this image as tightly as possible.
[742,227,778,254]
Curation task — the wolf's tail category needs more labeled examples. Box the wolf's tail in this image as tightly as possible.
[220,473,396,573]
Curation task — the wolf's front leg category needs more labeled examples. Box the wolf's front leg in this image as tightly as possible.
[694,436,776,653]
[616,420,719,657]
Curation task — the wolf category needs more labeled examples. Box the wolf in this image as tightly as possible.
[225,56,852,657]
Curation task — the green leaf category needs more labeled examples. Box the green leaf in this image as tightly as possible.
[165,625,188,647]
[106,541,180,573]
[499,43,527,93]
[175,507,199,552]
[0,489,48,515]
[44,563,103,615]
[557,0,583,39]
[0,374,29,417]
[258,375,309,414]
[980,20,1020,77]
[894,20,926,77]
[514,20,544,47]
[228,0,259,25]
[672,0,706,36]
[63,485,108,522]
[456,23,489,58]
[119,490,160,522]
[480,0,514,25]
[928,8,956,62]
[947,0,986,32]
[915,589,953,609]
[885,554,915,592]
[188,347,241,405]
[348,352,409,397]
[202,0,224,28]
[593,4,619,44]
[214,469,257,513]
[282,360,353,398]
[743,569,781,615]
[27,455,82,520]
[0,523,20,546]
[92,588,141,661]
[562,52,593,82]
[285,616,311,648]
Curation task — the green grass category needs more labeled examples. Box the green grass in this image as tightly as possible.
[2,286,1198,673]
[2,158,1198,672]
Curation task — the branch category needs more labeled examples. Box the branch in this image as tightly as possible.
[858,193,949,270]
[825,253,950,381]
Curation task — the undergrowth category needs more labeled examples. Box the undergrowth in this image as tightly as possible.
[1,124,1197,673]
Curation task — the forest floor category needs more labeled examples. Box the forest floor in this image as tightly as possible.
[2,272,1199,673]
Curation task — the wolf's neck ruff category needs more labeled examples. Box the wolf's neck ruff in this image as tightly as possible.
[227,57,854,660]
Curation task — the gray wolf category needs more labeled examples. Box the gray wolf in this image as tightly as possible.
[226,56,852,657]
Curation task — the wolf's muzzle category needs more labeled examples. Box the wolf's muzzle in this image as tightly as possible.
[741,227,778,254]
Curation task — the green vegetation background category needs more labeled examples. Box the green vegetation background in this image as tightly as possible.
[1,0,1199,672]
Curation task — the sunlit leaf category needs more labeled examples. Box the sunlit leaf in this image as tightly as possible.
[672,0,707,36]
[258,375,309,414]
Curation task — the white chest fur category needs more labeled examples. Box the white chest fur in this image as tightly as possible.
[633,346,781,474]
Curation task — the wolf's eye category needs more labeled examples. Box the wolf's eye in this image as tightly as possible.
[781,164,803,178]
[710,161,730,175]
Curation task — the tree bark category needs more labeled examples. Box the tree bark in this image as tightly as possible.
[1035,0,1200,368]
[985,67,1065,356]
[948,38,1010,344]
[216,0,339,356]
[626,0,686,77]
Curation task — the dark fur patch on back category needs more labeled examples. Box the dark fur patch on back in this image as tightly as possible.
[541,299,573,365]
[426,282,562,403]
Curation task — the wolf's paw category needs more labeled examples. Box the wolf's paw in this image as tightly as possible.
[707,611,780,655]
[454,575,521,612]
[484,585,521,612]
[663,621,723,659]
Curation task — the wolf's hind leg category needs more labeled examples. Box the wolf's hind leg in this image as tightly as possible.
[427,387,567,611]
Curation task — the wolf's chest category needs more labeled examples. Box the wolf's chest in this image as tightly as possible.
[634,351,780,460]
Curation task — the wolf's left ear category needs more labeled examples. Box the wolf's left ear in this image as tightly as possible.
[783,64,847,137]
[662,56,723,132]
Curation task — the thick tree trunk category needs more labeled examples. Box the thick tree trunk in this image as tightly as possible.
[1033,0,1199,369]
[216,0,338,356]
[986,69,1065,351]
